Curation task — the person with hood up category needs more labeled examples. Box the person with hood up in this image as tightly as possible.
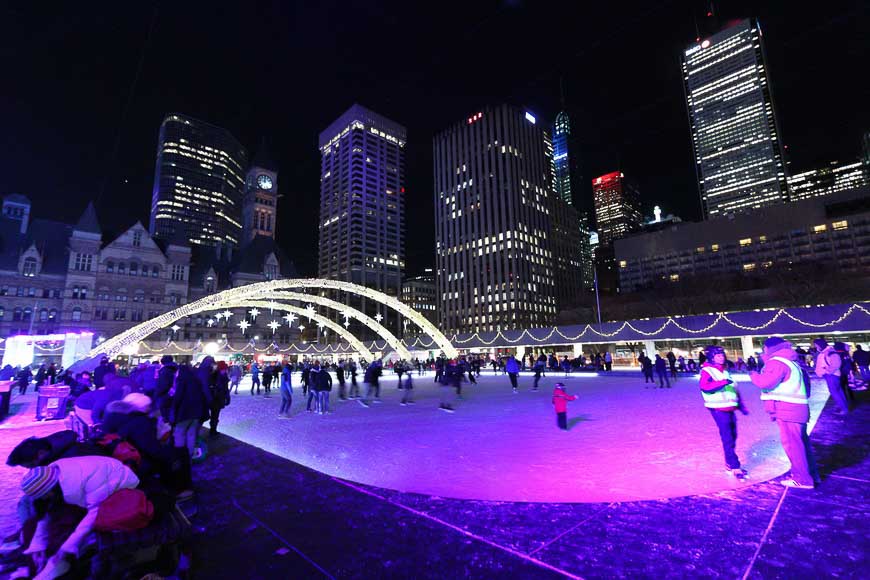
[750,337,820,489]
[699,345,748,481]
[552,383,578,430]
[813,338,849,415]
[171,364,211,460]
[102,393,192,495]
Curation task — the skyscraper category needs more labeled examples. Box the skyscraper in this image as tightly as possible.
[317,104,406,334]
[551,108,594,291]
[787,160,868,202]
[552,111,572,205]
[682,18,788,218]
[434,105,582,335]
[592,171,642,246]
[150,114,248,248]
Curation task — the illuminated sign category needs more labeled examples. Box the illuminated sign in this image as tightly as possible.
[524,112,536,124]
[466,112,483,125]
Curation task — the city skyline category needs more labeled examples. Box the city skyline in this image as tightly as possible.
[2,1,868,276]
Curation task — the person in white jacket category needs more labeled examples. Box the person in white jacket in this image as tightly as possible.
[21,456,139,579]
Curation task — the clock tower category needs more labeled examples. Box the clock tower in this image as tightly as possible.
[242,143,279,244]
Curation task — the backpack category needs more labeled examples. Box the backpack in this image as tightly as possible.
[97,434,142,469]
[94,488,154,532]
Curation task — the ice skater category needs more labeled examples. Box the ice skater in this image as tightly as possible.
[400,372,415,405]
[533,355,545,391]
[654,354,671,388]
[279,362,293,418]
[438,359,462,412]
[505,354,520,393]
[349,360,359,399]
[250,362,261,396]
[552,382,577,430]
[699,345,748,481]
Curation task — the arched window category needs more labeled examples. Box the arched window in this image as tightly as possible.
[205,276,215,293]
[106,261,114,273]
[48,309,57,321]
[80,287,87,300]
[39,308,48,322]
[23,307,32,321]
[72,286,80,299]
[152,266,160,278]
[71,307,82,322]
[0,305,4,320]
[13,308,22,321]
[129,263,138,276]
[118,263,126,275]
[141,265,149,277]
[23,257,37,277]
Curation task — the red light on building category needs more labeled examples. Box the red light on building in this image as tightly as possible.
[594,171,621,185]
[400,187,405,193]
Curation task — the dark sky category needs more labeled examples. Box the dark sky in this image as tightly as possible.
[2,0,868,276]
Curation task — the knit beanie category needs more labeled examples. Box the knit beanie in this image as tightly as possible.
[764,336,788,349]
[122,393,153,413]
[21,465,59,499]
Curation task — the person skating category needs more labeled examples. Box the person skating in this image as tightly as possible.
[310,361,332,415]
[639,354,654,385]
[250,362,261,396]
[262,363,273,397]
[229,363,242,394]
[438,359,462,412]
[400,372,415,405]
[699,346,748,481]
[654,355,671,388]
[533,355,545,391]
[359,360,383,407]
[307,361,326,413]
[813,339,849,414]
[552,382,577,430]
[348,360,359,399]
[336,362,347,400]
[750,337,820,489]
[505,354,520,393]
[279,363,293,417]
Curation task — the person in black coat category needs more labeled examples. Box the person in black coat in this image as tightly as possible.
[310,362,333,414]
[154,355,177,424]
[209,362,231,437]
[172,364,211,459]
[102,394,192,493]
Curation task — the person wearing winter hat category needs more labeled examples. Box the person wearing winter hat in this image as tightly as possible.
[551,383,578,431]
[21,457,139,579]
[750,337,820,489]
[813,338,849,414]
[699,345,748,481]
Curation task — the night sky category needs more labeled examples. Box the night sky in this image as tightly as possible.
[2,0,868,276]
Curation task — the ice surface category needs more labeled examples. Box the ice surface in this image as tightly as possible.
[218,371,829,503]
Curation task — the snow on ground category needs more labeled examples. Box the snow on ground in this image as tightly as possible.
[217,370,829,503]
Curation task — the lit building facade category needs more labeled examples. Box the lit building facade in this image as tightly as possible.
[434,105,582,335]
[614,189,870,292]
[150,114,248,248]
[317,104,406,335]
[683,18,788,218]
[592,171,642,246]
[401,269,437,337]
[787,160,868,201]
[242,161,279,244]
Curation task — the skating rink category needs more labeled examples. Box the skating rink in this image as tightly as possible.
[218,371,829,503]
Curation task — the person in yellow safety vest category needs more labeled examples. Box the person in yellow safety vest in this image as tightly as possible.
[699,345,749,481]
[749,336,820,489]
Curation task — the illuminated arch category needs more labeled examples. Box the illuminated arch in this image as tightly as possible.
[267,291,411,360]
[90,278,456,359]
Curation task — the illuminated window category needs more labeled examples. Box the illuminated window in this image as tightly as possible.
[762,261,773,268]
[813,224,827,233]
[832,220,848,231]
[696,246,705,253]
[669,274,680,282]
[759,236,767,243]
[22,257,37,277]
[743,263,756,271]
[739,238,752,247]
[711,244,719,252]
[619,260,627,268]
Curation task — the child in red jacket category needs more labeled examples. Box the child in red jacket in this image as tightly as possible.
[552,383,577,430]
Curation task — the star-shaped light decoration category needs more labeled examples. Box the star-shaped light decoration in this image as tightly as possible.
[237,320,250,333]
[248,308,260,320]
[343,320,350,329]
[283,312,297,326]
[268,301,278,313]
[170,324,181,333]
[207,318,215,327]
[298,325,305,333]
[268,320,281,334]
[315,321,323,328]
[304,304,316,321]
[374,313,384,323]
[342,309,354,321]
[213,312,224,321]
[222,310,233,320]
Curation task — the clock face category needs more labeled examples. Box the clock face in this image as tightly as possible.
[257,174,273,190]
